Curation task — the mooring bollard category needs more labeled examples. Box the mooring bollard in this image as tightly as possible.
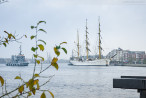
[113,76,146,98]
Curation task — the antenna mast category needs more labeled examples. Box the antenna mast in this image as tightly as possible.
[19,45,22,55]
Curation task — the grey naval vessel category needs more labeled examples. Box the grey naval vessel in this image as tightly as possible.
[6,46,29,66]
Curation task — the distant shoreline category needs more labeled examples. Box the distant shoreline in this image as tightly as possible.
[123,64,146,67]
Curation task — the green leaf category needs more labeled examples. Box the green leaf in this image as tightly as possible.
[0,76,4,86]
[5,38,8,43]
[38,44,44,51]
[62,48,67,54]
[25,35,27,38]
[18,85,24,94]
[31,47,38,52]
[33,54,38,58]
[3,43,6,47]
[36,60,40,64]
[38,56,44,61]
[34,74,39,77]
[56,46,60,49]
[37,21,46,25]
[60,42,67,45]
[38,29,47,33]
[48,91,54,98]
[38,39,46,45]
[15,76,21,80]
[31,47,36,52]
[54,47,60,56]
[30,35,36,40]
[40,92,46,98]
[31,26,35,29]
[4,31,9,35]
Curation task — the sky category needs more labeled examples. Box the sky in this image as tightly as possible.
[0,0,146,60]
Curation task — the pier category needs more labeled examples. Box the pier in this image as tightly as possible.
[113,76,146,98]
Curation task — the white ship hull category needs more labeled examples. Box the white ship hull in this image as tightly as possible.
[70,59,110,66]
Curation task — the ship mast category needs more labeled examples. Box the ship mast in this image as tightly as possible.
[98,17,102,59]
[19,45,22,55]
[85,19,89,60]
[77,30,80,59]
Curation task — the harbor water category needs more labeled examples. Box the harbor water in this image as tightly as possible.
[0,63,146,98]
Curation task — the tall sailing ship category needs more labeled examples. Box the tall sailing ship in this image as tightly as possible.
[69,18,110,66]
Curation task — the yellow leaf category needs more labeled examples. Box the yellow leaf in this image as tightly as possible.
[8,34,12,39]
[51,57,58,63]
[32,87,36,95]
[36,82,40,90]
[15,76,21,80]
[48,91,54,98]
[18,85,24,94]
[26,82,29,88]
[38,44,44,51]
[34,74,39,77]
[30,35,35,40]
[0,76,4,86]
[27,92,32,97]
[54,47,57,52]
[41,92,46,98]
[54,47,60,56]
[11,34,15,39]
[34,79,39,85]
[60,42,67,45]
[51,63,59,70]
[36,60,40,64]
[28,79,34,91]
[51,58,59,70]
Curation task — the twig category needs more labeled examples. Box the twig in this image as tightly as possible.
[39,75,54,87]
[39,65,51,75]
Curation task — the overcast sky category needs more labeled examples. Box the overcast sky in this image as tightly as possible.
[0,0,146,60]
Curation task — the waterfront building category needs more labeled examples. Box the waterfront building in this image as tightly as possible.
[106,48,146,64]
